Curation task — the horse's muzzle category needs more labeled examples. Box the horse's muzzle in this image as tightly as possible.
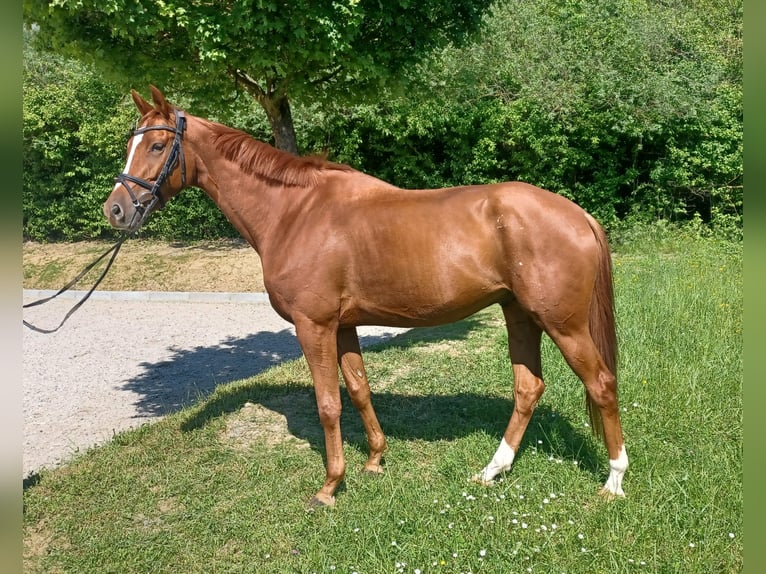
[103,192,139,231]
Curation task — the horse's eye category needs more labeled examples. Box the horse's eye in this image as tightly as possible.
[151,142,166,152]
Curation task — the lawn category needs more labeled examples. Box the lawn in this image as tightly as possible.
[23,227,742,573]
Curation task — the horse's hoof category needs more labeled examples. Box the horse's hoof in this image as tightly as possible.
[470,474,494,487]
[598,486,626,501]
[363,463,384,475]
[307,493,336,509]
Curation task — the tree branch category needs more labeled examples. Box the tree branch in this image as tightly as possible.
[307,65,344,87]
[233,68,266,101]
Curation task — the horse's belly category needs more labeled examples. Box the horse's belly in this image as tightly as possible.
[341,280,510,328]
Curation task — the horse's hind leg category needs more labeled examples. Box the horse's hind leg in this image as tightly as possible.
[474,300,544,484]
[546,325,628,498]
[337,327,387,474]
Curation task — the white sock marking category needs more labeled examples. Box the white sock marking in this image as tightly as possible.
[474,438,515,484]
[602,445,628,497]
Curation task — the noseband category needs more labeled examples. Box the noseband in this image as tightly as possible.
[114,109,187,226]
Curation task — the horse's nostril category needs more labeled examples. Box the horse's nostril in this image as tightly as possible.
[111,204,122,216]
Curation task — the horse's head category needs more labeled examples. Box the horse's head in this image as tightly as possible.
[103,86,189,232]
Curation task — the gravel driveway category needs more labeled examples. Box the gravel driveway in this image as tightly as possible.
[22,290,408,478]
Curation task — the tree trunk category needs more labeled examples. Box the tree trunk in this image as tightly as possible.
[232,69,300,155]
[261,92,299,155]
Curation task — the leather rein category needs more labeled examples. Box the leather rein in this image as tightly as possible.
[23,110,187,334]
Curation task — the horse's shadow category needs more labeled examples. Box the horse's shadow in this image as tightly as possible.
[122,318,480,418]
[122,316,602,477]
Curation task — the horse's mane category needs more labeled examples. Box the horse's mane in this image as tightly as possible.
[205,120,355,187]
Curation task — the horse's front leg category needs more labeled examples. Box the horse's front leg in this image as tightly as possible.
[294,315,344,507]
[337,327,387,474]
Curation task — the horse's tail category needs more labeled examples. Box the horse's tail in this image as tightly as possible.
[584,214,618,444]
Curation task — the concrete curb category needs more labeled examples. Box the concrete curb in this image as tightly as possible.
[22,289,271,304]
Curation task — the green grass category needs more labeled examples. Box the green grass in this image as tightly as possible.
[23,229,742,573]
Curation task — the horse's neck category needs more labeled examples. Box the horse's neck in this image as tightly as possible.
[186,119,304,255]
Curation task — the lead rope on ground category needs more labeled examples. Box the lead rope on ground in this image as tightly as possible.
[23,236,127,334]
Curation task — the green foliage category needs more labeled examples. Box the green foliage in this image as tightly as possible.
[23,39,131,240]
[22,32,239,241]
[641,83,743,229]
[23,0,490,95]
[22,0,742,240]
[23,0,494,150]
[302,0,742,228]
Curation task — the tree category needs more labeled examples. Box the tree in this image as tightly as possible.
[23,0,493,153]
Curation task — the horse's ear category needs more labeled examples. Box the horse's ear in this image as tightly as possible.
[149,85,173,119]
[131,89,154,116]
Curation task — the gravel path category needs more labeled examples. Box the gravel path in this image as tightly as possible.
[22,290,408,478]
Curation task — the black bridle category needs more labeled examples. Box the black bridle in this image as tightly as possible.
[114,109,187,228]
[23,110,188,334]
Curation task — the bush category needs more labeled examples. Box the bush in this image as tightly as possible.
[300,0,742,232]
[23,44,134,241]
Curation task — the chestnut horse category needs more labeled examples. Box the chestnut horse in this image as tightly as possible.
[104,86,628,506]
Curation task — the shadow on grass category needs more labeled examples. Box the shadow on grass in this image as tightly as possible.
[120,316,484,418]
[23,472,42,491]
[180,379,603,479]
